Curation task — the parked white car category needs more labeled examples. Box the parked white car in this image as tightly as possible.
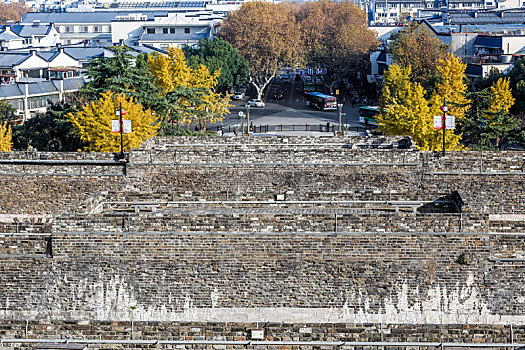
[232,91,245,100]
[248,99,265,107]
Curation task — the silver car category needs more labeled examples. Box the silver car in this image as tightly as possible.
[248,99,265,107]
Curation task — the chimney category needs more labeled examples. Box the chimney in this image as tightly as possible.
[500,11,505,17]
[473,11,477,18]
[32,20,40,26]
[5,20,14,27]
[30,49,36,55]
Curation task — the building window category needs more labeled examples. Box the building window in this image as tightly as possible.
[82,26,89,32]
[147,28,155,34]
[160,44,169,49]
[29,96,50,109]
[170,28,175,33]
[184,27,190,33]
[65,26,71,32]
[163,28,168,34]
[94,26,100,32]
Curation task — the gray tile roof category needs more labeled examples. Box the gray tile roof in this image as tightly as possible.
[0,30,21,41]
[11,24,52,38]
[61,76,88,90]
[474,36,502,48]
[21,11,164,24]
[112,1,205,8]
[449,12,525,25]
[0,76,87,98]
[27,80,58,95]
[37,51,60,61]
[128,45,166,54]
[62,47,106,60]
[0,84,22,98]
[0,53,30,68]
[465,64,483,76]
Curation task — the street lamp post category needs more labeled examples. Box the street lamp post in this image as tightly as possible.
[246,104,251,136]
[441,100,448,157]
[338,103,344,136]
[118,102,124,160]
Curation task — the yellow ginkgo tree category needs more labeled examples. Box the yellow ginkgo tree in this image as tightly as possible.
[378,54,468,151]
[489,77,515,113]
[67,91,159,152]
[148,46,231,131]
[0,121,12,152]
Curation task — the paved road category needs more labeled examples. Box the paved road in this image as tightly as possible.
[214,77,366,134]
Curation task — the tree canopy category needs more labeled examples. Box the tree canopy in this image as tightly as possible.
[82,46,167,116]
[183,38,249,91]
[0,121,12,152]
[0,99,17,123]
[219,1,301,99]
[390,22,448,88]
[378,54,468,151]
[148,46,231,130]
[297,0,378,88]
[459,78,521,150]
[0,2,31,24]
[12,102,83,151]
[67,91,159,152]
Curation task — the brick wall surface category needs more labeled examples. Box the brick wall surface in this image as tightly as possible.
[0,232,524,325]
[0,320,524,348]
[0,137,524,343]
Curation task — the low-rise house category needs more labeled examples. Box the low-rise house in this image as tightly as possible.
[0,76,88,121]
[10,21,61,48]
[0,26,25,50]
[0,48,85,83]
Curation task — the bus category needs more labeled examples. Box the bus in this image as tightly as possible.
[358,106,380,126]
[306,92,337,110]
[303,76,315,94]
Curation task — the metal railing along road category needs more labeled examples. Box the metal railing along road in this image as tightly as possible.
[217,123,376,134]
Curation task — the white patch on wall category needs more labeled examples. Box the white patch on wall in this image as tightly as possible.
[1,273,520,324]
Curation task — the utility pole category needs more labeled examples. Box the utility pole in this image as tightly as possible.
[338,103,343,136]
[441,99,448,157]
[119,101,124,160]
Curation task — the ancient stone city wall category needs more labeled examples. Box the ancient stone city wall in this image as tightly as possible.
[0,232,524,326]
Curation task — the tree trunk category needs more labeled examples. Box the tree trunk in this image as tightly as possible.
[250,69,277,100]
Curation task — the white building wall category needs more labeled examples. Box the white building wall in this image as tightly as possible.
[48,52,81,68]
[448,32,478,58]
[111,21,147,45]
[16,54,49,71]
[502,36,525,54]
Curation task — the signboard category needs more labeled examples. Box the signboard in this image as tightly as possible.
[111,120,120,133]
[307,67,313,75]
[238,111,245,118]
[433,116,455,130]
[123,120,132,133]
[115,108,127,116]
[111,120,132,133]
[446,115,455,129]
